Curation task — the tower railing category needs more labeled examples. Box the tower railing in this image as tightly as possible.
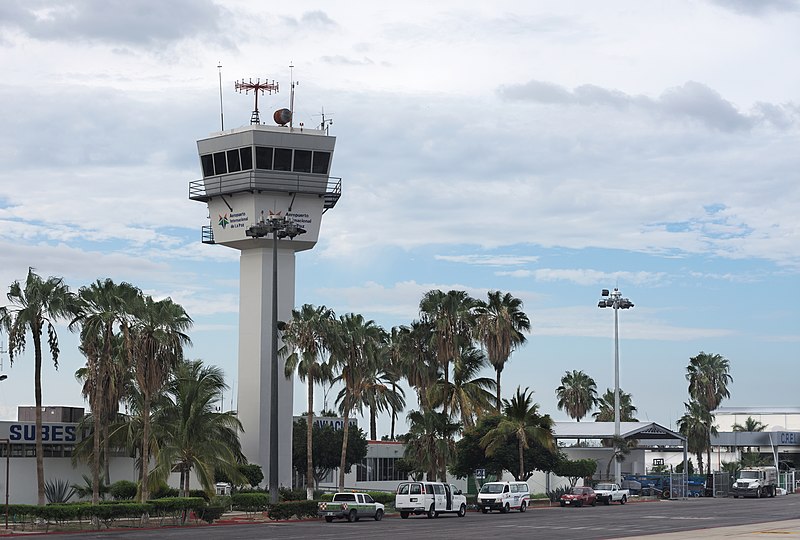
[189,172,342,210]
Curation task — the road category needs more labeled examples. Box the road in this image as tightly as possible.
[16,496,800,540]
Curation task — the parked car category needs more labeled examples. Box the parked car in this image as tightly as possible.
[318,492,385,523]
[477,481,530,513]
[395,481,467,519]
[560,486,597,507]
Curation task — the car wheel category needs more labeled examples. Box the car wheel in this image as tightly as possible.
[757,488,762,498]
[591,499,596,507]
[560,501,565,507]
[427,504,435,519]
[481,508,488,514]
[503,503,510,514]
[620,496,626,505]
[346,509,357,523]
[577,500,583,508]
[519,502,527,513]
[604,498,610,505]
[325,516,334,523]
[374,509,384,521]
[400,511,409,519]
[458,504,466,517]
[733,495,738,499]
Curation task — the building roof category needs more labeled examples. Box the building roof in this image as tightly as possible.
[553,421,685,442]
[715,406,800,415]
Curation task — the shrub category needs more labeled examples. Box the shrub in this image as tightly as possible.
[278,486,306,501]
[231,492,269,514]
[366,491,395,505]
[267,499,318,520]
[198,505,226,524]
[110,480,138,501]
[189,489,210,502]
[44,478,76,504]
[546,485,570,502]
[150,483,180,499]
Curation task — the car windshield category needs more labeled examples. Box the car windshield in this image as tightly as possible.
[595,484,613,490]
[571,488,585,495]
[480,483,504,494]
[740,471,760,479]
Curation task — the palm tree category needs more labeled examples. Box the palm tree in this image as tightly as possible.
[329,313,384,489]
[604,435,632,479]
[419,290,478,413]
[429,345,496,428]
[677,399,716,474]
[556,370,599,422]
[70,279,139,504]
[386,326,410,440]
[152,359,244,497]
[395,321,439,412]
[282,304,336,500]
[361,344,406,441]
[474,291,531,412]
[404,409,461,482]
[592,388,638,422]
[686,352,733,413]
[130,295,192,501]
[0,268,77,505]
[732,417,767,432]
[481,386,555,481]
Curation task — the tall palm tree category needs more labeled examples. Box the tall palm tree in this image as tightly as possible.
[0,268,77,505]
[481,386,555,481]
[152,359,244,496]
[474,291,531,412]
[404,409,461,482]
[686,351,733,412]
[395,321,439,412]
[429,345,497,428]
[361,342,406,441]
[130,295,192,502]
[70,279,140,504]
[282,304,336,500]
[419,290,478,413]
[592,388,638,422]
[386,326,409,440]
[732,417,767,432]
[329,313,384,489]
[556,370,599,422]
[677,399,716,474]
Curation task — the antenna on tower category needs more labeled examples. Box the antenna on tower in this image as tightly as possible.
[235,77,279,124]
[289,61,298,129]
[315,107,334,135]
[217,62,224,131]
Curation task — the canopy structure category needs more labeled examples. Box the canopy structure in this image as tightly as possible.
[553,421,686,446]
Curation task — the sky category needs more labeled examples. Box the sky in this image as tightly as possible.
[0,0,798,441]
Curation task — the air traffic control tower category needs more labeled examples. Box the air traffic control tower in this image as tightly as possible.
[189,77,340,490]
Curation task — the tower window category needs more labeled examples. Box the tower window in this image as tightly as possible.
[240,147,253,170]
[293,150,312,173]
[213,152,227,175]
[256,146,273,169]
[274,148,293,171]
[201,154,215,177]
[312,151,331,174]
[227,149,241,173]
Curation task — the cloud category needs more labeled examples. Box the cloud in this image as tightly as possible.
[496,268,668,287]
[0,0,230,47]
[498,80,775,132]
[709,0,799,16]
[434,254,540,266]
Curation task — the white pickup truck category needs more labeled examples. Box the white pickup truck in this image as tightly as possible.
[318,492,385,523]
[593,483,629,505]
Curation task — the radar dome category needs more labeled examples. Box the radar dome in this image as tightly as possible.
[273,108,292,126]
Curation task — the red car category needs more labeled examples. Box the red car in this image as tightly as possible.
[560,486,597,507]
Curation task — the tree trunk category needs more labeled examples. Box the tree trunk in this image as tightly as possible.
[140,396,151,503]
[338,410,350,489]
[103,424,111,484]
[33,331,46,506]
[370,405,377,441]
[495,366,503,413]
[390,383,397,440]
[92,396,101,504]
[306,377,315,501]
[518,437,525,481]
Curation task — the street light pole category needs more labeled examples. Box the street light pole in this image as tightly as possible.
[598,288,634,485]
[246,213,306,504]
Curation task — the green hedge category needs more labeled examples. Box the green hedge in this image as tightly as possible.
[231,492,269,514]
[267,499,318,520]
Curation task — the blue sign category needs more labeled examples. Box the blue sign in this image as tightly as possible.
[778,432,800,445]
[8,424,77,443]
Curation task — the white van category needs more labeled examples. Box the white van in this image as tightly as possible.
[477,481,530,513]
[395,481,467,519]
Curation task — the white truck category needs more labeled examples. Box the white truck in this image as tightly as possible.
[732,466,778,498]
[318,492,385,522]
[593,483,630,505]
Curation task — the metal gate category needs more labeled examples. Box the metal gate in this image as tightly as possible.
[712,472,732,497]
[779,471,796,494]
[669,473,688,499]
